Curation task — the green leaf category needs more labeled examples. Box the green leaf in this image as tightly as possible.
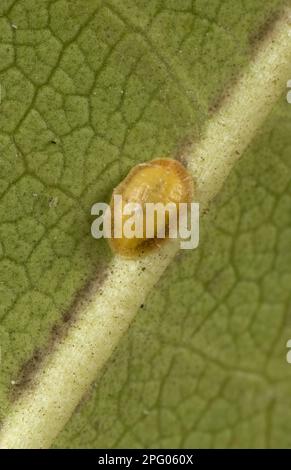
[55,99,291,449]
[0,0,290,448]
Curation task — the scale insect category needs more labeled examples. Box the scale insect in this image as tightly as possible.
[107,158,194,258]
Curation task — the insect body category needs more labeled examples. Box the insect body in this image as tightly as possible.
[108,158,194,257]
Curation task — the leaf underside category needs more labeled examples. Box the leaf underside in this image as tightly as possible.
[0,0,290,448]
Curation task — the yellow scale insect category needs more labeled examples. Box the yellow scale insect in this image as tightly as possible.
[108,158,194,258]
